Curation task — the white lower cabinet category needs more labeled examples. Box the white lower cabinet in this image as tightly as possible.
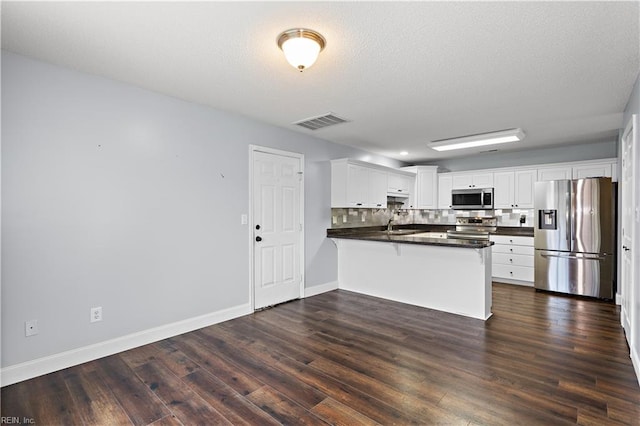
[490,235,534,286]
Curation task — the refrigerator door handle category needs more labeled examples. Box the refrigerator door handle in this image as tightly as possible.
[566,188,572,244]
[540,253,607,261]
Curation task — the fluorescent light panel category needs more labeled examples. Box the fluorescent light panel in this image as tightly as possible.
[429,128,525,152]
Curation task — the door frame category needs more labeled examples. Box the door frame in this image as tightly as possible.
[620,115,639,378]
[248,145,305,311]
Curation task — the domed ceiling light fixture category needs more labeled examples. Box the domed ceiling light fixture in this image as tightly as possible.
[277,28,326,71]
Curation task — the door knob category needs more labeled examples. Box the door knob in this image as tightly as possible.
[256,236,262,242]
[623,245,630,251]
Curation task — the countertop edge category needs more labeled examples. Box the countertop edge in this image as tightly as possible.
[328,233,494,249]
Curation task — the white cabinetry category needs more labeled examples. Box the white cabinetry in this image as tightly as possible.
[438,174,453,209]
[387,172,413,196]
[514,170,535,208]
[493,171,514,209]
[572,162,613,180]
[537,166,571,181]
[403,166,438,209]
[490,235,534,286]
[331,159,388,208]
[345,163,369,207]
[452,172,494,189]
[369,169,388,208]
[492,170,535,209]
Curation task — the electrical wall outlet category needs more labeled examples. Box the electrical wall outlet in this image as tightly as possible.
[91,307,102,323]
[25,320,38,337]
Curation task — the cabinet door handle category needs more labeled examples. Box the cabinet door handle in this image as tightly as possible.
[356,203,363,206]
[509,259,513,262]
[510,248,513,252]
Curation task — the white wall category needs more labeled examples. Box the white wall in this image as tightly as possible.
[0,51,402,373]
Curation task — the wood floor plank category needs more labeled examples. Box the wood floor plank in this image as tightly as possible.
[193,327,328,410]
[183,369,281,426]
[167,334,265,396]
[246,385,328,425]
[94,355,171,425]
[310,397,381,426]
[119,341,199,379]
[134,360,232,425]
[63,369,133,425]
[215,321,469,423]
[2,283,639,425]
[147,414,183,426]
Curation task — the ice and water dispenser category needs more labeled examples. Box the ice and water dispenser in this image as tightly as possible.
[538,210,557,230]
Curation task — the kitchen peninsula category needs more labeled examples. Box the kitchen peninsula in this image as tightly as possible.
[328,228,494,320]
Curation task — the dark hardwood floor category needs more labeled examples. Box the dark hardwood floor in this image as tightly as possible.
[2,283,639,425]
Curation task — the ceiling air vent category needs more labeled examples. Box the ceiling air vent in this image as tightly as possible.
[293,113,349,130]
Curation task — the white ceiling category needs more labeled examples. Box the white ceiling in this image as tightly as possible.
[2,1,638,163]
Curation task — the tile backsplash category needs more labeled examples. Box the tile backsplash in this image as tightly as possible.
[330,207,533,228]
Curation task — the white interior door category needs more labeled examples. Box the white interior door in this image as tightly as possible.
[252,148,303,309]
[620,115,636,348]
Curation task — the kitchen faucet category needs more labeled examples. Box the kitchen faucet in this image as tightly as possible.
[387,219,394,232]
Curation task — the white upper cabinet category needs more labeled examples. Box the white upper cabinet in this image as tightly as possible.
[537,160,617,182]
[452,172,494,189]
[401,166,437,209]
[537,166,571,181]
[387,172,413,196]
[438,174,453,209]
[345,163,370,207]
[415,166,438,209]
[332,159,387,208]
[572,162,614,180]
[369,169,388,208]
[513,170,536,208]
[493,170,534,209]
[493,171,515,209]
[332,158,617,210]
[332,159,399,208]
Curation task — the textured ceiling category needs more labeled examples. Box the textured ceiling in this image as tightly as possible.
[2,1,639,162]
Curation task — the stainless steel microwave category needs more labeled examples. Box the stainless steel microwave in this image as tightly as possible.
[451,188,494,210]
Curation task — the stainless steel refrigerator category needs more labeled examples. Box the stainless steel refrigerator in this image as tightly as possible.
[534,177,615,299]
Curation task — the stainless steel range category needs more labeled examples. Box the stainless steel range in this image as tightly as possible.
[447,217,497,240]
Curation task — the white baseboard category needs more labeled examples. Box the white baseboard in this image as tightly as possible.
[304,281,338,298]
[492,278,534,287]
[1,303,252,387]
[632,344,640,387]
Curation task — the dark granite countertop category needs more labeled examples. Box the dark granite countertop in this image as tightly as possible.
[328,224,534,238]
[327,227,493,249]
